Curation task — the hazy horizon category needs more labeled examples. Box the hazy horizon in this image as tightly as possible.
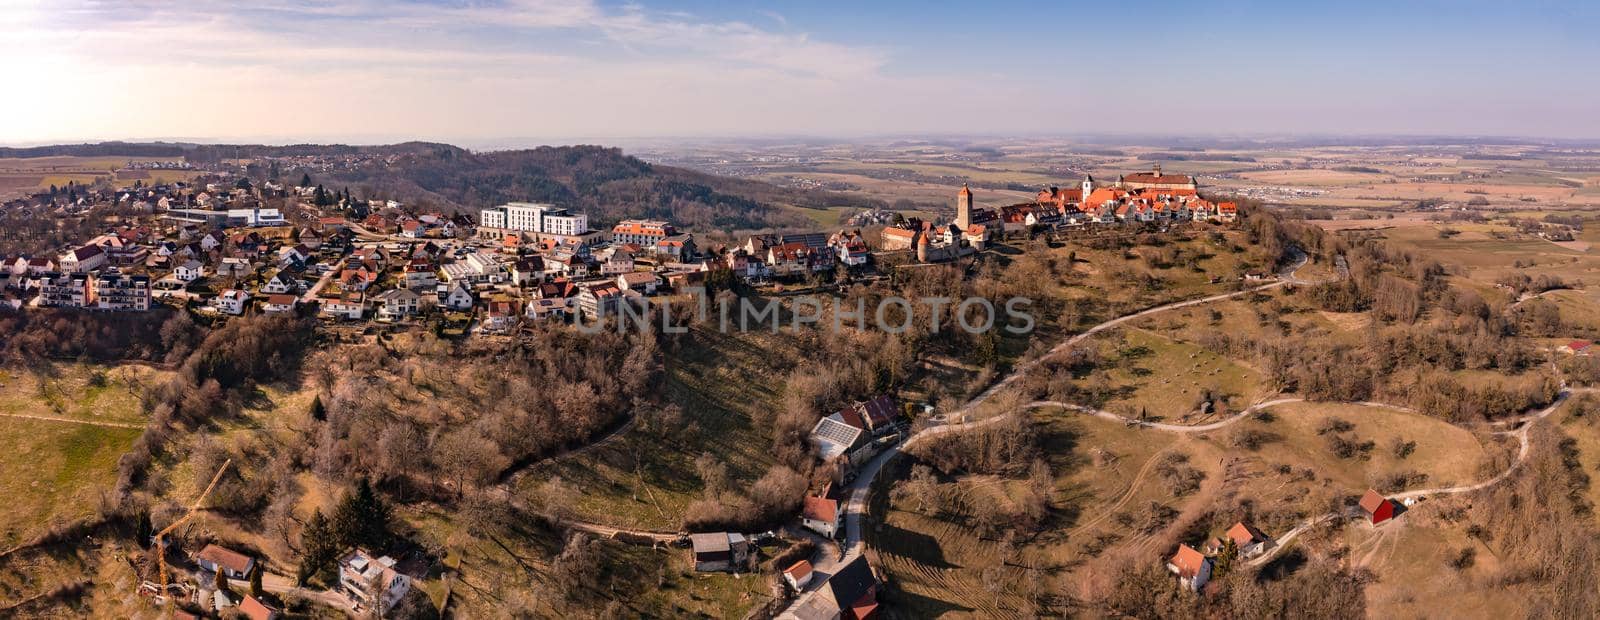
[5,0,1599,145]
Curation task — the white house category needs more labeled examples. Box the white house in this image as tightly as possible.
[443,281,475,311]
[195,544,256,580]
[374,288,422,320]
[338,549,411,613]
[263,294,298,314]
[213,289,250,315]
[1167,544,1213,591]
[320,295,365,320]
[175,260,206,282]
[59,245,107,273]
[616,271,660,295]
[261,271,300,295]
[801,493,840,539]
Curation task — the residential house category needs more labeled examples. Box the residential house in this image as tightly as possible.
[509,256,545,286]
[340,267,377,292]
[59,244,107,273]
[482,299,520,333]
[802,490,840,539]
[524,297,569,321]
[1223,521,1273,559]
[841,395,899,437]
[1360,489,1398,525]
[337,549,412,613]
[278,244,312,267]
[25,256,56,275]
[600,249,635,275]
[829,230,870,267]
[261,271,300,295]
[616,271,660,295]
[320,294,366,320]
[200,230,225,253]
[1562,340,1593,356]
[690,532,750,573]
[213,289,251,315]
[784,560,814,591]
[809,414,867,463]
[239,595,280,620]
[263,294,298,315]
[783,556,880,620]
[437,281,472,311]
[175,260,206,282]
[1166,544,1212,591]
[218,257,253,279]
[195,544,256,580]
[374,288,422,320]
[575,282,623,318]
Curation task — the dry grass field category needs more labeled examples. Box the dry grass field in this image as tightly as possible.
[868,396,1505,617]
[0,364,160,549]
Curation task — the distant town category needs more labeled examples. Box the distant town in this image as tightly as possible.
[0,164,1239,334]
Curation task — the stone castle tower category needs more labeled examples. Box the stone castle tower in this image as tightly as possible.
[955,184,973,230]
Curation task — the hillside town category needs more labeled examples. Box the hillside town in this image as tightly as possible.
[0,166,1240,336]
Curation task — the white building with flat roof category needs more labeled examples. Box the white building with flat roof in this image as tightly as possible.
[480,202,588,236]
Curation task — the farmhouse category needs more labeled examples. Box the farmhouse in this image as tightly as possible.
[1561,340,1593,356]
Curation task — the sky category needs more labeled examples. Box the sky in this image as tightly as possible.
[2,0,1598,146]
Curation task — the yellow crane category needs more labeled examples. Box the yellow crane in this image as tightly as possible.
[151,458,233,601]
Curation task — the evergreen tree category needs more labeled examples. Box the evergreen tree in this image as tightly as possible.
[297,509,336,586]
[300,173,312,188]
[1214,537,1239,579]
[332,479,391,550]
[310,393,326,421]
[249,565,264,598]
[214,565,229,593]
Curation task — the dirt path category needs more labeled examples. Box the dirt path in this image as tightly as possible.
[1247,388,1573,567]
[0,412,143,429]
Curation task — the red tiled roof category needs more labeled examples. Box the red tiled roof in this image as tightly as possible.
[804,495,838,524]
[1169,544,1207,578]
[239,595,277,620]
[785,560,813,580]
[1226,522,1267,547]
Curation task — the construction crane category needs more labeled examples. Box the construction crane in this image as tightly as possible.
[150,458,233,602]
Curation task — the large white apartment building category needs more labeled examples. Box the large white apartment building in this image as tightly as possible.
[480,202,588,236]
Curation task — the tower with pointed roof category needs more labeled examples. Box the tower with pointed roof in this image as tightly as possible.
[955,184,973,230]
[1081,175,1095,203]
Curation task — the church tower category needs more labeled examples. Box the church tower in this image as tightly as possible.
[1081,174,1094,200]
[956,184,973,230]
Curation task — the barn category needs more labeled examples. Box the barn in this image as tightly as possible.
[1360,489,1397,525]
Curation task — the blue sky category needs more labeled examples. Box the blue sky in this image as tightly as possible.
[2,0,1597,144]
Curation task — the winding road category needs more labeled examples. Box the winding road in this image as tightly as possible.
[783,247,1582,614]
[782,253,1325,614]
